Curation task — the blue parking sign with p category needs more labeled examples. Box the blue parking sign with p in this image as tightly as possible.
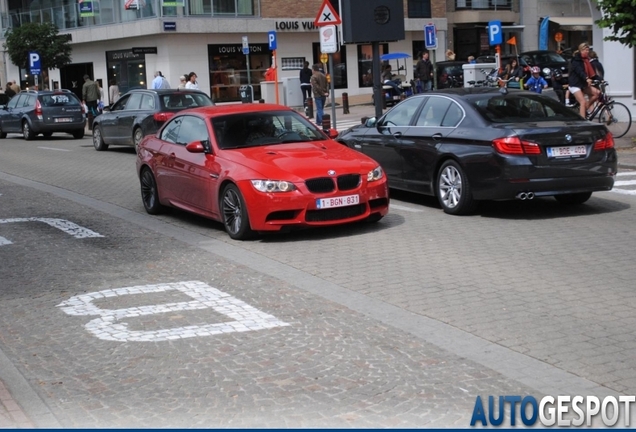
[268,31,277,50]
[29,51,41,75]
[488,21,502,46]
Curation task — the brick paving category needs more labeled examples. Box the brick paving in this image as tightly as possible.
[0,93,635,427]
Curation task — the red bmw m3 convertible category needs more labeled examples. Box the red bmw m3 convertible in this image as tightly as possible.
[135,104,389,239]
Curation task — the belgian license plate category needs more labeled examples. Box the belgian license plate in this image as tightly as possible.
[316,194,360,209]
[547,145,587,158]
[55,118,72,123]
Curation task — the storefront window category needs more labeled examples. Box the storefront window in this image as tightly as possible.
[106,50,147,96]
[208,43,269,103]
[357,43,388,88]
[311,44,347,90]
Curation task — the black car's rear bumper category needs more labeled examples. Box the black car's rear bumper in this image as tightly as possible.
[32,121,85,134]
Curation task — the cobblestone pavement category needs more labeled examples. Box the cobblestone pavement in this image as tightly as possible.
[0,106,635,427]
[0,179,538,427]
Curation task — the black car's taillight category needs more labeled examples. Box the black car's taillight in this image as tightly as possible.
[492,136,541,155]
[594,133,614,151]
[153,112,174,122]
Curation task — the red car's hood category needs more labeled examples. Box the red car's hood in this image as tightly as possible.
[222,140,377,180]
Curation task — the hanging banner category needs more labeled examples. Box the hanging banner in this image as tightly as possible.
[539,16,549,51]
[125,0,146,9]
[162,0,184,6]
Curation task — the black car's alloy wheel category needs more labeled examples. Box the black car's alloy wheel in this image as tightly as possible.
[221,184,253,240]
[93,126,109,151]
[140,168,164,215]
[133,127,143,153]
[22,121,35,140]
[437,160,476,215]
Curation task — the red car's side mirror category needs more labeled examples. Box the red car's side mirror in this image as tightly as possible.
[185,141,206,153]
[327,129,339,139]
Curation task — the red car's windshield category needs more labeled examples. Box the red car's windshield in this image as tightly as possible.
[213,111,326,149]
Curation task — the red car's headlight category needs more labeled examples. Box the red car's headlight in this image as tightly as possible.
[251,180,297,192]
[367,166,384,182]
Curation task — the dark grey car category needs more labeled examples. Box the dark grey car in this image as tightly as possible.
[92,89,214,153]
[0,90,85,140]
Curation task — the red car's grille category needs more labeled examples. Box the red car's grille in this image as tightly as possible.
[306,178,335,193]
[306,203,366,222]
[306,174,361,193]
[337,174,361,191]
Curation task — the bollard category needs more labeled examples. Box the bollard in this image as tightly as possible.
[322,113,331,131]
[342,92,350,114]
[87,113,94,131]
[305,98,314,119]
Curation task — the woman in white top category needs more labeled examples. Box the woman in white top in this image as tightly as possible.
[108,79,120,106]
[185,72,199,89]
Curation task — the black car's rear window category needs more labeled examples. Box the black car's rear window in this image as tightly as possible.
[40,93,80,107]
[161,93,214,110]
[469,93,581,123]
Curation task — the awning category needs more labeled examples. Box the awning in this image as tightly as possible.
[549,17,593,31]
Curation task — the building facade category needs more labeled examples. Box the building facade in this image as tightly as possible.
[0,0,448,105]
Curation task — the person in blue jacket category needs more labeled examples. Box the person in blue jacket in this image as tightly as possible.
[524,67,548,94]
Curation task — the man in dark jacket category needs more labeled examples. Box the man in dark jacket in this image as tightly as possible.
[414,51,433,92]
[299,61,312,105]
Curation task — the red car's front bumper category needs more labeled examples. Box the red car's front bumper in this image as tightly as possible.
[239,178,390,232]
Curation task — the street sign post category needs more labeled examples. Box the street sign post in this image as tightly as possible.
[424,24,437,50]
[268,31,279,104]
[319,25,338,54]
[314,0,341,26]
[29,51,41,89]
[242,36,251,85]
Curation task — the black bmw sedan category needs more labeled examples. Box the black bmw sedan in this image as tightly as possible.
[92,89,214,153]
[336,88,617,215]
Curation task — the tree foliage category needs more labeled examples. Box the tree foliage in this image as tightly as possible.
[2,22,72,70]
[596,0,636,48]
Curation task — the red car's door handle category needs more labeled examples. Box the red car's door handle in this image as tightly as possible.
[169,153,176,159]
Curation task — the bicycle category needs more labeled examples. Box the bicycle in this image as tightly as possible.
[467,69,500,88]
[569,80,632,138]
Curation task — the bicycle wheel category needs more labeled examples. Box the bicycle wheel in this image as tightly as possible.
[598,102,632,138]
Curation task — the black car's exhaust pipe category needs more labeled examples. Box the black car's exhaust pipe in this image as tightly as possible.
[516,192,535,200]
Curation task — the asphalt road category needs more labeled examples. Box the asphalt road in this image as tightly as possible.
[0,125,635,427]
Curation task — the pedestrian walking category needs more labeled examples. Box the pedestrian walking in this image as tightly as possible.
[82,74,100,129]
[185,72,199,89]
[414,51,433,92]
[10,80,20,94]
[108,79,120,106]
[177,75,187,89]
[152,71,170,89]
[5,83,16,98]
[310,64,328,129]
[299,61,312,104]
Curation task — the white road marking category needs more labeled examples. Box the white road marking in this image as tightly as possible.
[0,217,103,246]
[614,180,636,186]
[390,204,424,213]
[37,147,70,152]
[57,281,290,342]
[610,188,636,196]
[0,236,12,245]
[616,171,635,176]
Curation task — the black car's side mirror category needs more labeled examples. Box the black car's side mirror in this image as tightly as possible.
[363,117,377,127]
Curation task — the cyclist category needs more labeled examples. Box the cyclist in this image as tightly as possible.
[568,42,599,118]
[524,67,548,94]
